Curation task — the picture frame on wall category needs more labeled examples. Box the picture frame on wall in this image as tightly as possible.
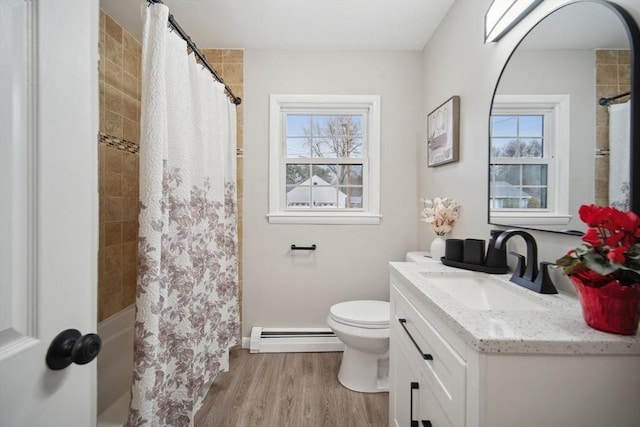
[427,95,460,167]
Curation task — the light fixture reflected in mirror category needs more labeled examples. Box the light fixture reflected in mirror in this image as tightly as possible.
[485,0,543,43]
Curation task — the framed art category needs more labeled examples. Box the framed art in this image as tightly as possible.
[427,95,460,167]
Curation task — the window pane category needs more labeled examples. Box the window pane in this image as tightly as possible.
[522,165,547,186]
[491,138,518,157]
[286,164,310,185]
[286,114,364,159]
[337,164,363,185]
[518,115,543,137]
[491,115,517,137]
[493,164,521,186]
[339,186,363,208]
[286,183,311,208]
[522,187,547,208]
[519,138,543,158]
[286,114,312,137]
[286,137,310,157]
[312,184,339,208]
[312,165,338,185]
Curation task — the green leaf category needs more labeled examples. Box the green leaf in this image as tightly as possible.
[582,252,618,275]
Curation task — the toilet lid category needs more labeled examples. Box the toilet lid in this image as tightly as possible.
[329,300,389,329]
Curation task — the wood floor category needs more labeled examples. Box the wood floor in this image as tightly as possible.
[195,348,389,427]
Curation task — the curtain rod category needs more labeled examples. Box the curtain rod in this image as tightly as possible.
[599,91,631,106]
[147,0,241,105]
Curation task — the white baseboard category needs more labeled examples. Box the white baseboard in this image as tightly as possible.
[245,327,345,353]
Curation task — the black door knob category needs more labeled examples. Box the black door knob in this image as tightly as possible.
[46,329,102,370]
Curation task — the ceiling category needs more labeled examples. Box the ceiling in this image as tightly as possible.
[100,0,455,51]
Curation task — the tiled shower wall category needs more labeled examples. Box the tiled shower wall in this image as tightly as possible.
[594,49,630,206]
[98,10,244,322]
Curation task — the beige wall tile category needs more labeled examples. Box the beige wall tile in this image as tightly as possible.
[123,241,137,265]
[123,49,138,78]
[596,64,618,85]
[222,49,243,63]
[595,49,618,65]
[618,50,631,65]
[203,49,222,64]
[105,34,123,68]
[103,147,124,173]
[105,14,123,42]
[104,58,122,89]
[104,222,123,246]
[100,290,124,321]
[123,118,140,144]
[103,197,124,222]
[122,72,138,100]
[122,174,138,197]
[222,63,243,85]
[122,30,138,54]
[105,110,123,139]
[122,95,138,122]
[102,172,122,197]
[123,220,138,242]
[123,197,138,221]
[618,64,631,88]
[104,83,123,114]
[103,244,123,273]
[123,152,139,175]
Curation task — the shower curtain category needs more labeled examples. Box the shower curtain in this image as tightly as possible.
[609,101,630,210]
[128,3,239,426]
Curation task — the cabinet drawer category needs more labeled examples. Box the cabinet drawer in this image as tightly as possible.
[391,284,466,426]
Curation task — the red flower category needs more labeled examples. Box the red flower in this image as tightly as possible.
[582,228,602,247]
[607,246,628,264]
[578,204,611,227]
[558,204,640,287]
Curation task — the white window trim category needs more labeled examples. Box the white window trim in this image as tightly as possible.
[268,94,381,225]
[490,94,571,226]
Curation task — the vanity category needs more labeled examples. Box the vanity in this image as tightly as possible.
[389,258,640,427]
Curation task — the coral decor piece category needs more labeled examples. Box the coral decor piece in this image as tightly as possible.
[420,197,461,236]
[556,204,640,335]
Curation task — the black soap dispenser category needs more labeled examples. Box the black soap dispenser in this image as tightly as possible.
[485,229,508,268]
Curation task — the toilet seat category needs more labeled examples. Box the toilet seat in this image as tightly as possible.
[329,300,389,329]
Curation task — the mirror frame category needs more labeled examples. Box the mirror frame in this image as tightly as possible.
[488,0,640,235]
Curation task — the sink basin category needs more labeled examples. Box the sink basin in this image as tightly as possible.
[419,272,547,311]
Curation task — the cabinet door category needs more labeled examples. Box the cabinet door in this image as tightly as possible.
[420,370,455,427]
[390,333,423,427]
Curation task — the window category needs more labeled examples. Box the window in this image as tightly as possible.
[490,95,571,225]
[268,95,381,224]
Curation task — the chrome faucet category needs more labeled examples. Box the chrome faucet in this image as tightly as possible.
[494,229,558,294]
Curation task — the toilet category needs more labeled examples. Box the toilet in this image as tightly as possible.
[327,300,390,393]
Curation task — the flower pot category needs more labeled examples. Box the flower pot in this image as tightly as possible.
[570,276,640,335]
[430,236,446,261]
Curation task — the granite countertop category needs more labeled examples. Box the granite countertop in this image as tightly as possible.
[389,257,640,355]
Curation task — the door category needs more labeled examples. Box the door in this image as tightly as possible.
[0,0,99,425]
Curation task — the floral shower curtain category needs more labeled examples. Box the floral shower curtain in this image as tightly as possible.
[128,3,239,426]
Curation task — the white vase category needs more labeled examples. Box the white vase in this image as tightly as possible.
[430,236,446,261]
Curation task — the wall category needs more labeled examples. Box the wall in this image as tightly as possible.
[97,11,245,322]
[243,50,422,336]
[419,0,640,292]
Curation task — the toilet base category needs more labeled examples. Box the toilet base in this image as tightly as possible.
[337,347,389,393]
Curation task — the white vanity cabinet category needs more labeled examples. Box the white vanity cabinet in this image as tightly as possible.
[389,264,640,427]
[390,282,466,427]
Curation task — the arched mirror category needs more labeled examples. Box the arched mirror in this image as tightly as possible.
[488,0,639,234]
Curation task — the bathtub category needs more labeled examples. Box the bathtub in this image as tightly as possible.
[97,304,134,427]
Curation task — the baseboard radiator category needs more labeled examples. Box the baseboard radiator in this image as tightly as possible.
[247,327,344,353]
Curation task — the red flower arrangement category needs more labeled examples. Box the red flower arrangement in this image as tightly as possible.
[556,204,640,287]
